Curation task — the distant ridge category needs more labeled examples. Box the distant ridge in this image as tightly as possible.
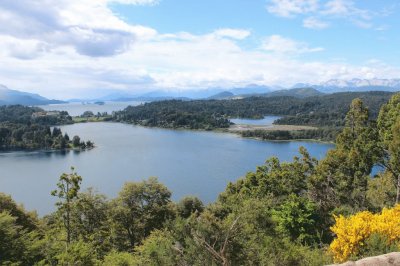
[0,84,65,106]
[67,78,400,103]
[261,87,324,98]
[207,91,234,100]
[293,78,400,93]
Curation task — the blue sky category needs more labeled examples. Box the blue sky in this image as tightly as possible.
[110,0,399,64]
[0,0,399,98]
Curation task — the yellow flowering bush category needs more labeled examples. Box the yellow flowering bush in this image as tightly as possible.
[330,205,400,262]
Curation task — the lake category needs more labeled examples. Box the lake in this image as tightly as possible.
[230,116,281,125]
[0,122,334,215]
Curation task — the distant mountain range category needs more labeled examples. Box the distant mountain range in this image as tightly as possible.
[1,79,399,106]
[293,78,400,93]
[0,84,65,106]
[91,79,400,102]
[260,87,324,98]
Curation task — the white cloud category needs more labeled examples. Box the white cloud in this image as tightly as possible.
[213,28,251,40]
[0,0,157,57]
[107,0,159,5]
[266,0,319,17]
[267,0,377,29]
[303,17,329,29]
[262,35,324,54]
[0,0,399,99]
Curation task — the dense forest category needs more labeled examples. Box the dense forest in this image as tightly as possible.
[2,93,400,265]
[113,101,232,130]
[0,105,93,150]
[114,91,393,128]
[240,127,341,141]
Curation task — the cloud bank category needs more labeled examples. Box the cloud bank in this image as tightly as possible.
[0,0,399,98]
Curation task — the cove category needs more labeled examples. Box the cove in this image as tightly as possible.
[0,122,334,215]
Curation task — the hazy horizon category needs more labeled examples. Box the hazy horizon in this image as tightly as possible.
[1,0,400,99]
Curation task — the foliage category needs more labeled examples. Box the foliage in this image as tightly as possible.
[55,239,98,266]
[109,177,175,251]
[309,99,379,214]
[367,172,396,211]
[330,205,400,262]
[51,167,82,245]
[134,229,181,265]
[0,105,92,150]
[0,105,72,125]
[0,211,44,265]
[377,93,400,203]
[272,194,320,245]
[102,250,137,266]
[113,91,393,131]
[177,196,204,218]
[241,128,340,141]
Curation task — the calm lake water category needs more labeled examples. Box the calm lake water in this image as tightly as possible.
[0,122,334,215]
[230,116,281,125]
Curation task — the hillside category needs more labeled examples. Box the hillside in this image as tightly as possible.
[261,87,324,98]
[207,91,234,100]
[114,91,393,130]
[0,85,65,106]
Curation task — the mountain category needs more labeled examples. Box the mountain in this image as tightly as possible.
[0,85,65,106]
[261,87,324,98]
[230,84,273,95]
[295,79,400,93]
[207,91,234,100]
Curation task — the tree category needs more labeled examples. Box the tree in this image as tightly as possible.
[70,188,111,256]
[82,111,95,118]
[0,211,44,265]
[377,93,400,203]
[51,167,82,246]
[177,196,204,218]
[72,135,81,147]
[134,229,181,265]
[102,250,136,266]
[309,98,379,212]
[272,194,319,245]
[52,127,62,137]
[0,212,26,264]
[110,177,174,250]
[0,192,38,231]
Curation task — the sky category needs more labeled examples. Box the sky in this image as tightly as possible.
[0,0,399,99]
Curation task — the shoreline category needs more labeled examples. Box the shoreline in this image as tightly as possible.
[81,120,334,144]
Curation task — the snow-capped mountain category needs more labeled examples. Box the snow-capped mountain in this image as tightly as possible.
[293,79,400,93]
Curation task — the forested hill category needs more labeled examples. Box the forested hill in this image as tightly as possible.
[0,105,92,150]
[0,105,73,125]
[114,91,394,129]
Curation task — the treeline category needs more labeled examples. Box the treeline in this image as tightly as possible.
[113,91,393,130]
[113,101,231,130]
[241,127,341,141]
[0,105,73,125]
[0,105,92,150]
[2,93,400,265]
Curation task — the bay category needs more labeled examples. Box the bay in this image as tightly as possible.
[0,122,334,215]
[230,116,281,125]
